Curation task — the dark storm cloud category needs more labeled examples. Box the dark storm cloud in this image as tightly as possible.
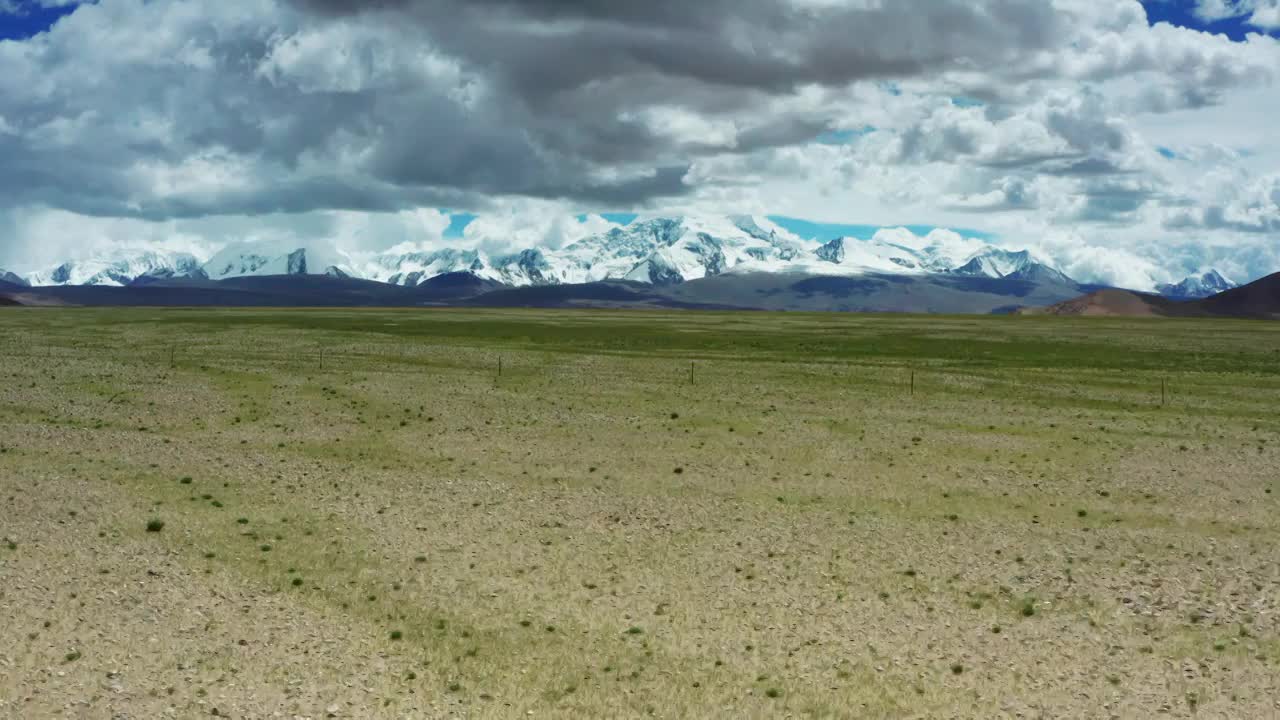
[263,0,1072,211]
[0,0,1082,219]
[291,0,1063,98]
[288,0,1067,137]
[27,0,1259,228]
[0,0,704,218]
[1074,183,1155,223]
[545,165,691,205]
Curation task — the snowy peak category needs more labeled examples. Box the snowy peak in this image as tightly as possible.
[624,253,686,285]
[377,248,488,286]
[812,230,980,276]
[727,215,803,254]
[951,247,1072,284]
[815,237,847,263]
[203,244,352,280]
[27,250,206,287]
[285,249,307,275]
[1157,269,1237,299]
[952,249,1034,278]
[480,248,550,286]
[808,233,1072,284]
[203,251,274,279]
[1,269,29,287]
[530,215,802,286]
[1003,263,1074,285]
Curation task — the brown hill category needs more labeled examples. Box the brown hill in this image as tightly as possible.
[1029,273,1280,319]
[1025,289,1184,317]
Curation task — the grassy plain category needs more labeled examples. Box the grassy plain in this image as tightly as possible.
[1,307,1278,719]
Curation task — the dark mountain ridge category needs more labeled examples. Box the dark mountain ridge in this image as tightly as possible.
[3,270,1274,318]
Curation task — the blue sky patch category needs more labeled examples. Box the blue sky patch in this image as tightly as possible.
[443,212,476,238]
[1157,146,1177,159]
[1140,0,1276,40]
[596,212,639,226]
[0,1,79,41]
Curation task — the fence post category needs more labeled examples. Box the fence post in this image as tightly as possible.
[910,370,915,397]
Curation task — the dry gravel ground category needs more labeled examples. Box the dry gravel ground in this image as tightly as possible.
[1,307,1278,719]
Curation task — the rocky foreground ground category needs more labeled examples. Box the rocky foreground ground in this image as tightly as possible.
[2,308,1277,718]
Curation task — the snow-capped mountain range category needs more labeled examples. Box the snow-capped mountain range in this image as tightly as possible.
[1154,269,1237,299]
[23,251,206,287]
[1,215,1237,299]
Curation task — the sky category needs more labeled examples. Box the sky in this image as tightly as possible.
[0,0,1278,289]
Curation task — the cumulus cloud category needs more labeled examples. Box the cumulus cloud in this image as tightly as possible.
[1028,230,1168,290]
[0,0,1279,286]
[461,205,622,256]
[4,0,1269,219]
[1193,0,1280,29]
[1164,173,1280,233]
[0,207,221,271]
[942,176,1039,213]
